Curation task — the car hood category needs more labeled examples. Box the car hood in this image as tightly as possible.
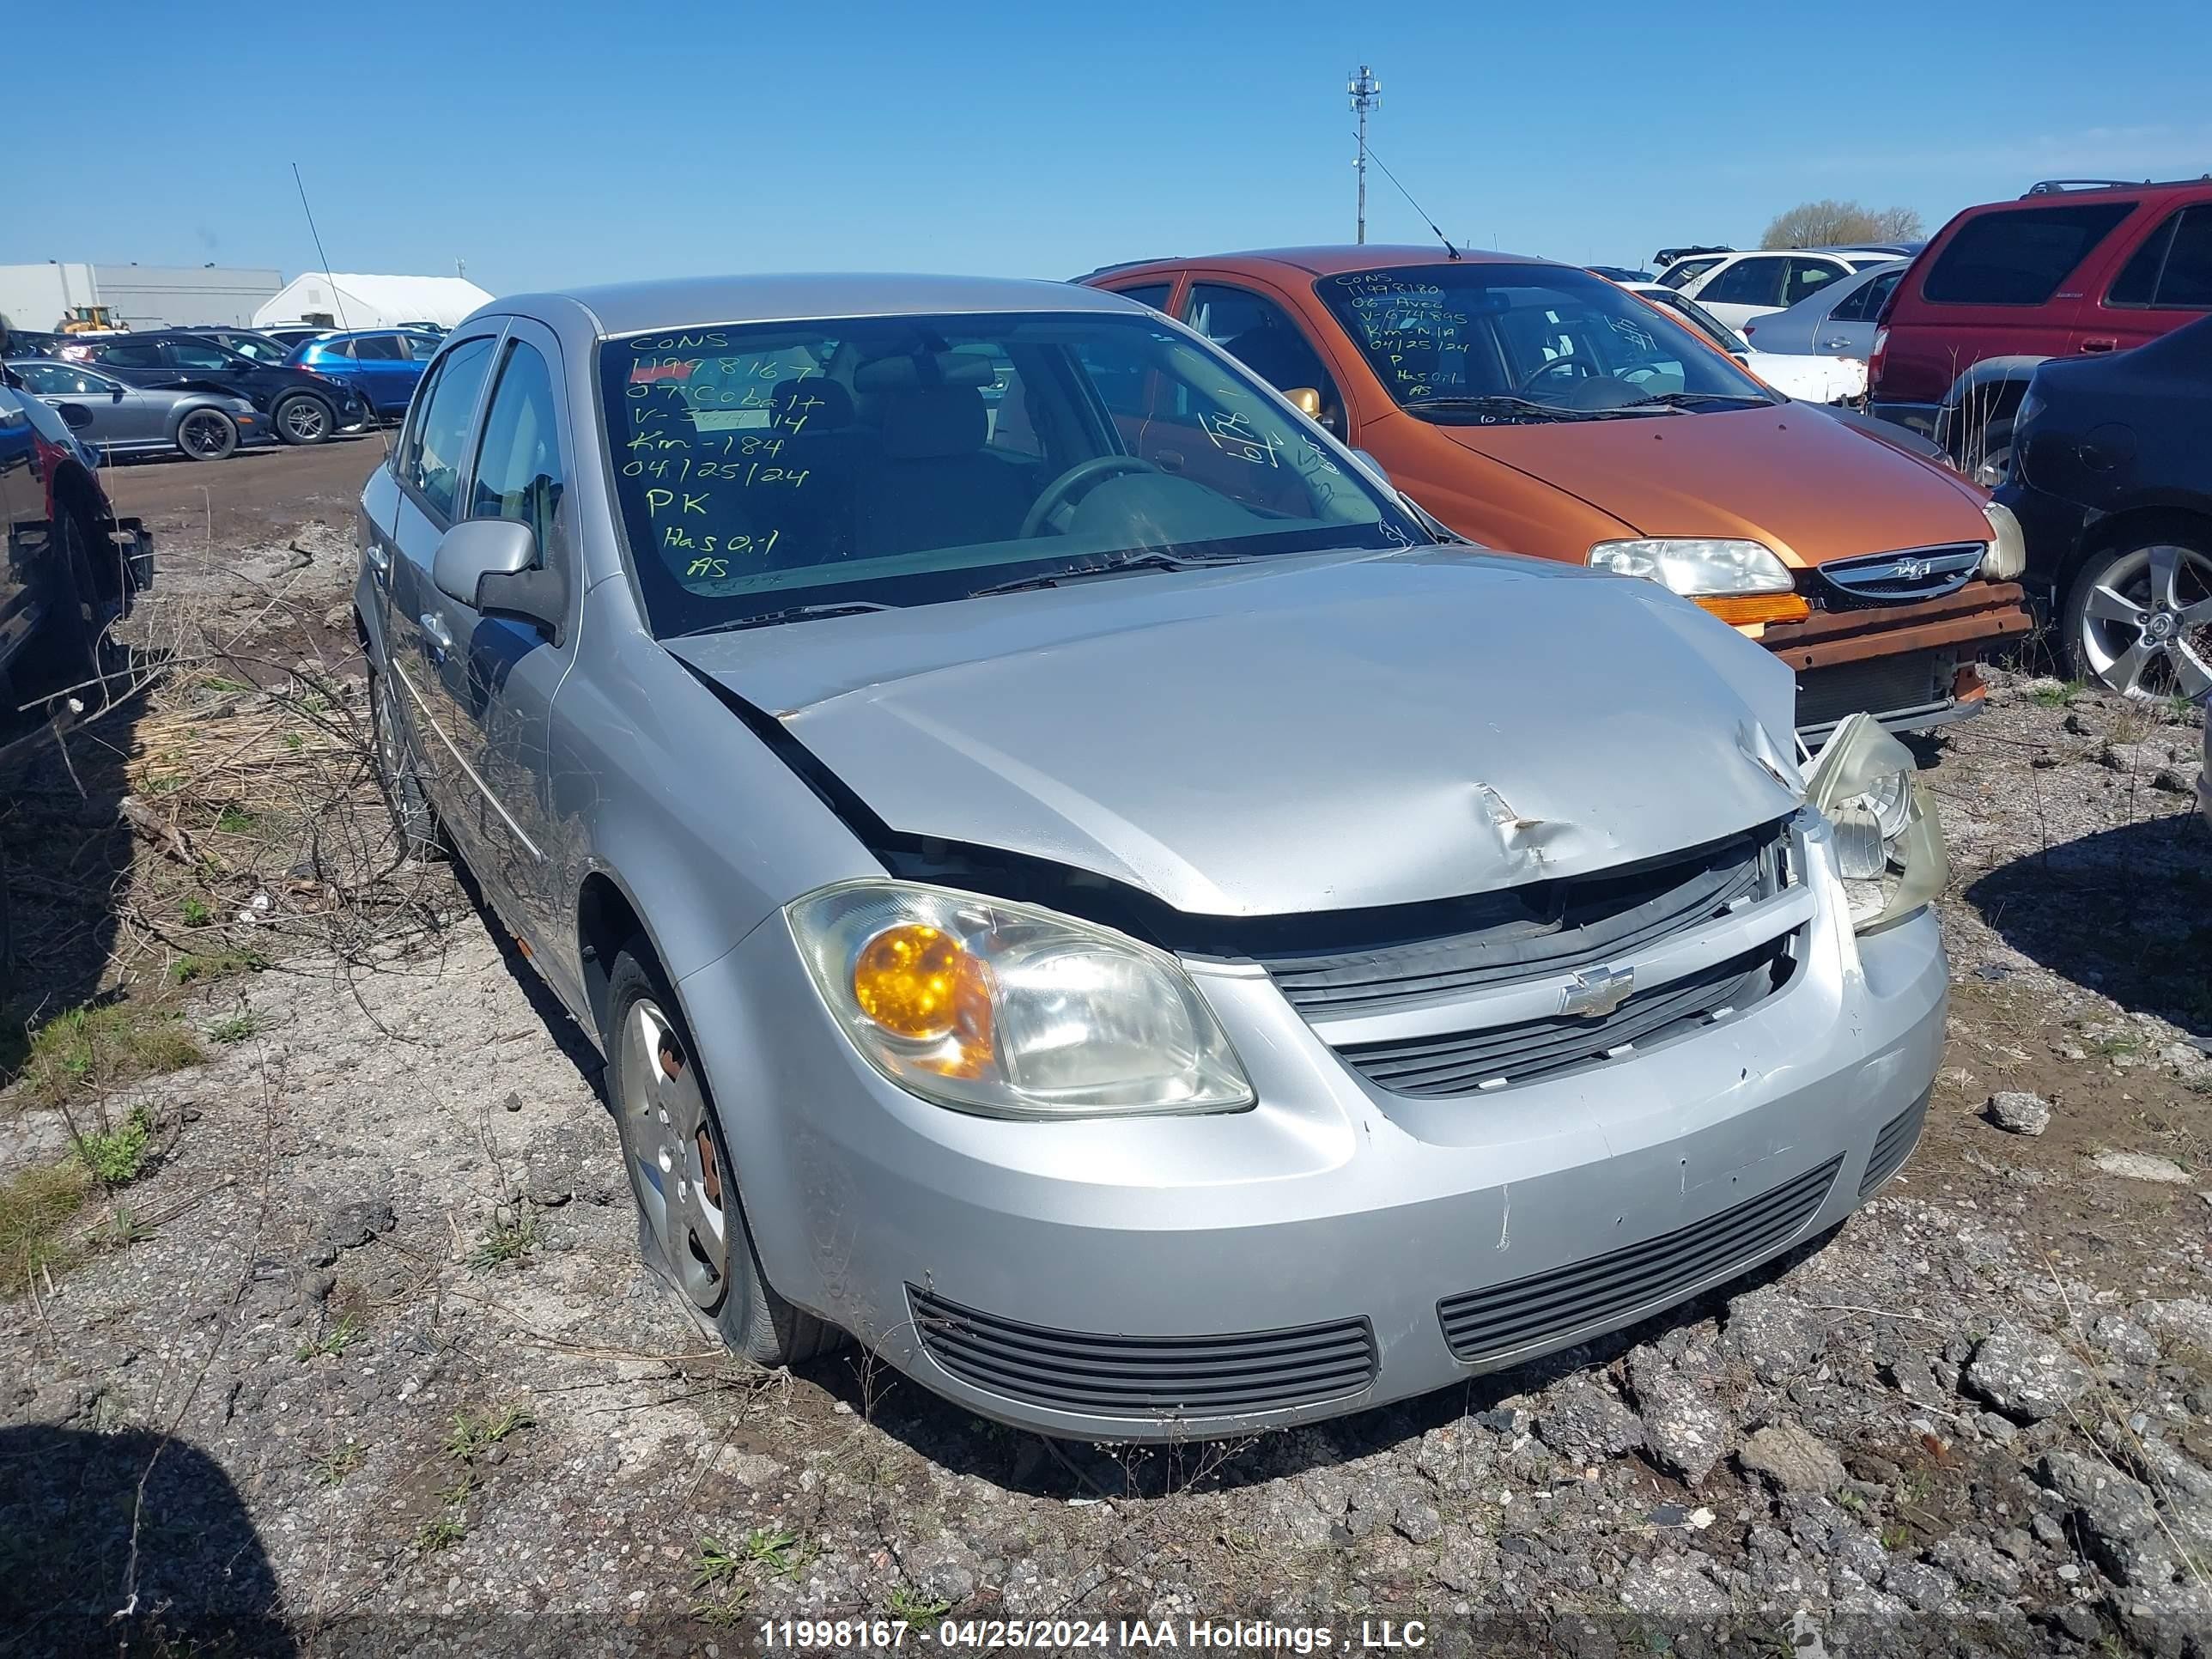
[1428,404,1990,567]
[665,549,1803,918]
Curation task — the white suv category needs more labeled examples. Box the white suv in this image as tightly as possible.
[1661,250,1899,330]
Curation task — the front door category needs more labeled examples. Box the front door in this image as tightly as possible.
[346,333,419,418]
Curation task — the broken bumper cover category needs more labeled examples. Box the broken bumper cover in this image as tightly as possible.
[681,817,1946,1441]
[1764,580,2033,742]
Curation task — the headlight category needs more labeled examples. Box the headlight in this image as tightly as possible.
[1804,713,1948,933]
[1589,538,1794,594]
[786,880,1253,1119]
[1589,538,1810,625]
[1980,500,2026,580]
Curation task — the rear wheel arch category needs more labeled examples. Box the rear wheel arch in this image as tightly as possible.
[2066,504,2212,593]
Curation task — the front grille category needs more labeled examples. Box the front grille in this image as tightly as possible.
[1796,649,1951,733]
[1437,1155,1843,1363]
[1260,822,1789,1020]
[1861,1088,1930,1195]
[1336,935,1795,1097]
[1817,544,1986,606]
[908,1289,1377,1419]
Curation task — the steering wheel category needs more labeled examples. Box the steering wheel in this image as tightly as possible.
[1019,454,1161,538]
[1516,356,1597,395]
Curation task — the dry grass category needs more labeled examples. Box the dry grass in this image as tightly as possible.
[0,1161,92,1292]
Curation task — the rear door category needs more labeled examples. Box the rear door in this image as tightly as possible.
[376,327,503,825]
[2088,200,2212,353]
[347,333,417,417]
[414,319,578,945]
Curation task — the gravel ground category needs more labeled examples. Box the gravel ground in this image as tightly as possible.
[3,450,2209,1657]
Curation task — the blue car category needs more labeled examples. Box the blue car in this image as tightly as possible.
[289,330,443,426]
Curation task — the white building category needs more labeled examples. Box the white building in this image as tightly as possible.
[252,273,494,331]
[0,262,282,331]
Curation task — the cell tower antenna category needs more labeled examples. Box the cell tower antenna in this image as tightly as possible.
[1348,65,1382,244]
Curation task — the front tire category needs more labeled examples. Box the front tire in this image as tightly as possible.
[1962,417,2014,489]
[605,940,840,1366]
[2060,535,2212,700]
[273,394,333,446]
[176,408,239,462]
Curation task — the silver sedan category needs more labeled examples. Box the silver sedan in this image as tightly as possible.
[356,276,1949,1440]
[6,358,270,461]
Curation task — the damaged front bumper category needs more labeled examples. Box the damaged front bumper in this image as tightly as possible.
[1760,580,2032,744]
[679,812,1947,1441]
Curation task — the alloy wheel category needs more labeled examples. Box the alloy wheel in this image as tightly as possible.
[179,410,233,459]
[617,1000,730,1311]
[280,399,328,442]
[2076,544,2212,701]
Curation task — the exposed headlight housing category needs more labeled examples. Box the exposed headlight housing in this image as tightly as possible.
[1589,538,1810,625]
[1805,713,1948,933]
[786,880,1254,1119]
[1980,500,2026,580]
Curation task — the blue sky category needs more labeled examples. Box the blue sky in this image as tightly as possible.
[9,0,2209,295]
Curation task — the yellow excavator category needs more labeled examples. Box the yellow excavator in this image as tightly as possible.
[57,306,130,334]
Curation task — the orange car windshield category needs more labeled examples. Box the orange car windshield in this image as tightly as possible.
[1316,264,1775,420]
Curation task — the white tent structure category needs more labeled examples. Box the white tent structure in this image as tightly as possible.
[253,272,493,331]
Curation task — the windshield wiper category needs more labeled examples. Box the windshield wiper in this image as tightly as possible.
[672,601,898,638]
[968,550,1250,598]
[1400,395,1583,420]
[1626,390,1776,410]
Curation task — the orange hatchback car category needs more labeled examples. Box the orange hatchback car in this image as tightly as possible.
[1083,247,2032,740]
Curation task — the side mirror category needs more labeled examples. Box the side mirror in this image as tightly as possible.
[1285,386,1323,419]
[430,518,566,644]
[110,385,125,402]
[58,403,94,430]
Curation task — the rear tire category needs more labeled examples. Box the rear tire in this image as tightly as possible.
[274,394,332,446]
[22,507,130,708]
[605,939,842,1366]
[368,663,445,859]
[1963,417,2014,489]
[176,408,238,462]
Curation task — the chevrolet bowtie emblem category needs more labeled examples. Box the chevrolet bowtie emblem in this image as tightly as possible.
[1560,965,1635,1018]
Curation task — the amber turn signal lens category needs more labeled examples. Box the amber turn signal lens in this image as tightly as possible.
[851,924,973,1039]
[1694,592,1810,625]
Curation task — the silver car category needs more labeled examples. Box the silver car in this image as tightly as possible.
[7,357,270,461]
[356,276,1950,1440]
[1739,261,1906,359]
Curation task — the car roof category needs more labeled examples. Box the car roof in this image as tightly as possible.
[488,273,1143,339]
[304,328,437,343]
[1081,245,1547,282]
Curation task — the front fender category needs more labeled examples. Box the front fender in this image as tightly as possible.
[1940,356,2047,411]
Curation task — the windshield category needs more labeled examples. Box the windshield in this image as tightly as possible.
[1316,264,1773,422]
[599,311,1420,636]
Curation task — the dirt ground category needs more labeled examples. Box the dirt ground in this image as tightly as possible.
[1,445,2208,1658]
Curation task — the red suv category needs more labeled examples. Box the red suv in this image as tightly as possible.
[1869,176,2212,481]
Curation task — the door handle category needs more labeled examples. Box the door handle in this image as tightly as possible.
[2079,337,2118,353]
[419,612,453,654]
[1820,337,1853,350]
[365,539,390,575]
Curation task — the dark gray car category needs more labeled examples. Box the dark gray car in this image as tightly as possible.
[1739,261,1905,358]
[356,275,1949,1441]
[6,358,270,461]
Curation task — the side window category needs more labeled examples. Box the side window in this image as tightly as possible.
[168,342,234,370]
[1109,283,1172,313]
[1827,270,1898,323]
[2110,207,2212,309]
[1923,203,2135,305]
[1698,258,1786,307]
[17,362,106,396]
[947,343,1043,459]
[1182,283,1340,412]
[318,340,356,359]
[1657,257,1721,290]
[352,334,405,362]
[402,336,496,520]
[468,340,568,560]
[94,343,165,368]
[404,334,443,361]
[1781,258,1846,307]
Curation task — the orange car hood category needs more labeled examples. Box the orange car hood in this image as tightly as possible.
[1431,405,1990,567]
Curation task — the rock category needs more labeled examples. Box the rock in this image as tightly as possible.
[2136,1298,2212,1353]
[1984,1091,2052,1136]
[1473,1406,1529,1437]
[1647,1503,1687,1527]
[1723,1290,1824,1385]
[905,1538,980,1605]
[322,1199,396,1252]
[1882,1558,1960,1614]
[2101,739,2168,775]
[2024,676,2075,706]
[2090,1314,2160,1368]
[1964,1321,2094,1421]
[1534,1380,1644,1467]
[2093,1151,2196,1183]
[2151,765,2194,795]
[2041,1451,2165,1585]
[1931,1534,2023,1598]
[1391,1498,1443,1546]
[1736,1421,1846,1496]
[502,1091,524,1114]
[1616,1552,1731,1620]
[1626,1348,1731,1486]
